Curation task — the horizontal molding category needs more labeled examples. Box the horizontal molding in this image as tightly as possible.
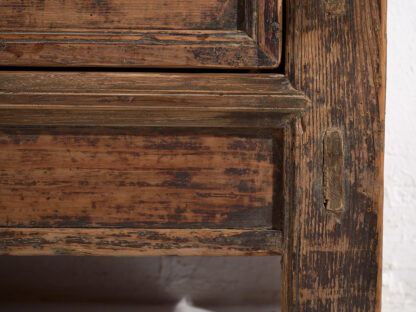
[0,72,309,128]
[0,30,278,68]
[0,228,283,256]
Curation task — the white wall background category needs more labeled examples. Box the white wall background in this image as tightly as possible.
[383,0,416,310]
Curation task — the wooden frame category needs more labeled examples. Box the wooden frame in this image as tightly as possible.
[0,0,282,68]
[281,0,386,311]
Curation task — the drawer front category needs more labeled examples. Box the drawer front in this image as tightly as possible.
[0,129,275,229]
[0,71,309,256]
[0,0,282,68]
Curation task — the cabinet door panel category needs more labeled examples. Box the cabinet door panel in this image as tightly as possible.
[0,0,282,68]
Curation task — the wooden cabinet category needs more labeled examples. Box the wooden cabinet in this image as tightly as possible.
[0,1,386,311]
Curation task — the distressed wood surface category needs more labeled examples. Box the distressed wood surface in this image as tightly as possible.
[0,0,282,68]
[0,0,239,30]
[0,129,276,229]
[0,1,386,308]
[282,0,386,311]
[0,72,308,128]
[0,228,283,256]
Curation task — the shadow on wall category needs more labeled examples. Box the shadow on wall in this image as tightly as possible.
[0,256,281,308]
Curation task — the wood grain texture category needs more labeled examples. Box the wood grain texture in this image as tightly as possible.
[282,0,386,311]
[0,0,239,31]
[0,0,282,68]
[0,228,283,256]
[0,72,309,128]
[0,129,276,229]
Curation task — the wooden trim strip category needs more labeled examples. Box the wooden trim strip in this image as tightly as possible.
[0,228,283,256]
[0,72,309,128]
[0,72,300,94]
[0,35,277,69]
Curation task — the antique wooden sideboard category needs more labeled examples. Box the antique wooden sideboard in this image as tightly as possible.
[0,0,386,311]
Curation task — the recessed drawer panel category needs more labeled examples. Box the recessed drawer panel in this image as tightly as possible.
[0,0,282,68]
[0,129,275,229]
